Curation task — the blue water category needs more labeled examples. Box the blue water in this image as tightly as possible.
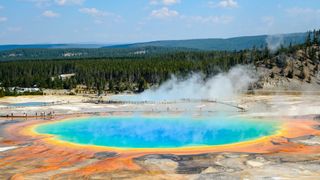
[8,102,48,107]
[35,116,280,149]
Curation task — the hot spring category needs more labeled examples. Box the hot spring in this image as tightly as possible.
[35,116,280,149]
[7,102,49,107]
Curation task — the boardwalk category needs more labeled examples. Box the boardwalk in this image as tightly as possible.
[85,98,247,111]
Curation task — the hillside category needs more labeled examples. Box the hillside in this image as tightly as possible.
[256,45,320,91]
[104,32,307,51]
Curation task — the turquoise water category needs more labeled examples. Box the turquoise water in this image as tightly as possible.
[8,102,48,107]
[35,116,280,149]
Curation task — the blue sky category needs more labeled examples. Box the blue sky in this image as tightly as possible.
[0,0,319,44]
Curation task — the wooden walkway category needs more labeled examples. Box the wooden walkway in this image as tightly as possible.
[85,99,246,111]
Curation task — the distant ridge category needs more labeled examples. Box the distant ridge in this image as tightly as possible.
[0,32,308,52]
[0,44,107,51]
[104,32,307,51]
[0,32,310,61]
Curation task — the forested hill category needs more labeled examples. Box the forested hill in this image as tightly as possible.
[0,46,194,62]
[0,32,308,61]
[104,32,307,51]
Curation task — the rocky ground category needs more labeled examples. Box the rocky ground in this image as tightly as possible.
[133,151,320,180]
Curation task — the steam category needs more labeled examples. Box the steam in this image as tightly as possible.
[266,35,283,52]
[133,65,257,101]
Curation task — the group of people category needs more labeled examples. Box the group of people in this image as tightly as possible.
[6,111,55,119]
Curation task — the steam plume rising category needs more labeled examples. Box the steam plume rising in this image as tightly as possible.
[134,65,257,101]
[266,35,283,52]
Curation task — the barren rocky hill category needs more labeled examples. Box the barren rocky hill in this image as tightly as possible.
[256,45,320,91]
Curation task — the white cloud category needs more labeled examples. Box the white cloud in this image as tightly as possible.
[163,0,180,5]
[148,6,233,24]
[25,0,52,8]
[150,0,181,6]
[0,16,7,22]
[218,0,238,8]
[150,7,179,19]
[209,0,238,9]
[42,10,60,18]
[79,8,107,17]
[54,0,84,6]
[25,0,84,7]
[79,8,122,24]
[188,15,233,24]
